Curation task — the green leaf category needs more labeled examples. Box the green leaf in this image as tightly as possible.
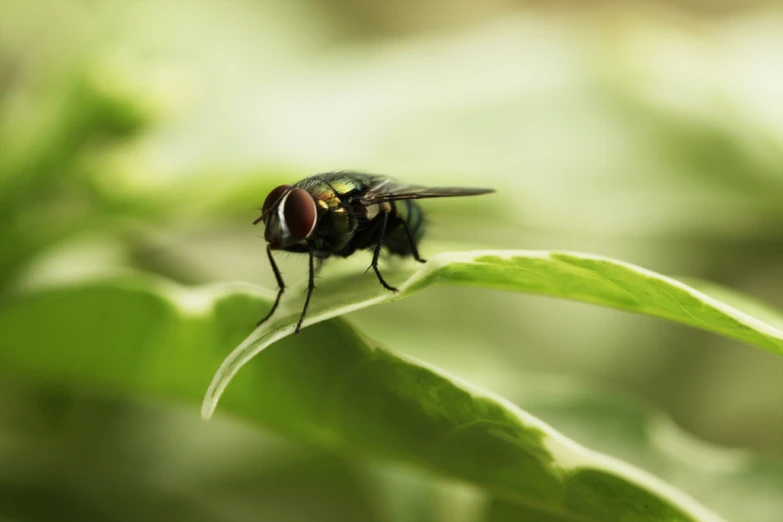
[492,376,783,522]
[0,275,729,521]
[203,250,783,421]
[0,383,386,522]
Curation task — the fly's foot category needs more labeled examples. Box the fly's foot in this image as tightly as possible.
[371,265,398,293]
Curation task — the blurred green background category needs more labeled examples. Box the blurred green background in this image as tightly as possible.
[1,0,782,520]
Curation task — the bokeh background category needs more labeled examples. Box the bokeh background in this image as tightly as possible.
[1,0,782,520]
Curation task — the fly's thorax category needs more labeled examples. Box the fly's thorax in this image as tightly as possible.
[309,202,355,253]
[297,178,344,210]
[292,177,362,253]
[301,174,370,200]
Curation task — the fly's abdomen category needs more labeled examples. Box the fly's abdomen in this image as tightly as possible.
[384,199,425,256]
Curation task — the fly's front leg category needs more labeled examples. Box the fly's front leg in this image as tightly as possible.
[295,252,317,335]
[257,246,285,326]
[368,211,399,293]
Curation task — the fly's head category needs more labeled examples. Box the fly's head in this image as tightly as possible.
[254,185,317,249]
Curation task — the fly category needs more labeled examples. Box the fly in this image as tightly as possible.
[255,171,495,334]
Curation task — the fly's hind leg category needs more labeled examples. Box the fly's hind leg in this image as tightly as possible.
[400,218,426,263]
[368,212,399,292]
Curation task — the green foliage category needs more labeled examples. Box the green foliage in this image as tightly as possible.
[3,271,783,521]
[2,2,783,521]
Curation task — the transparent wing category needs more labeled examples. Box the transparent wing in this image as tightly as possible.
[360,178,495,205]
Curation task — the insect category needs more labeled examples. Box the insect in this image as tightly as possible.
[255,171,495,334]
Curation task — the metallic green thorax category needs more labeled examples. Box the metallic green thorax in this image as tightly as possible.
[294,172,424,257]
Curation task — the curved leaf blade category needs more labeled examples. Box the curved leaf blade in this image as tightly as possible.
[0,276,725,522]
[497,375,783,522]
[204,250,783,420]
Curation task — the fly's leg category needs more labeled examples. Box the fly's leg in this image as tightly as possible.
[368,212,399,292]
[295,252,317,335]
[400,218,426,263]
[257,246,285,326]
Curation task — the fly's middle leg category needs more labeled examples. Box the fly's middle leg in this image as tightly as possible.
[368,212,399,292]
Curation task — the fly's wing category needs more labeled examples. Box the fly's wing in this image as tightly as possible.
[359,178,495,205]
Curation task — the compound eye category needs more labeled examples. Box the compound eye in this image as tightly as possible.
[283,188,317,240]
[261,185,292,216]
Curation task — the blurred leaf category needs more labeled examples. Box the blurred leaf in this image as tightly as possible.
[0,383,384,522]
[205,249,783,420]
[0,56,161,295]
[0,274,725,521]
[494,375,783,522]
[357,460,487,522]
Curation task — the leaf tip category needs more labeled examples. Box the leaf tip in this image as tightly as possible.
[200,392,218,421]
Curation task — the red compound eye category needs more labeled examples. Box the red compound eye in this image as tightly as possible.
[283,188,317,240]
[255,185,291,224]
